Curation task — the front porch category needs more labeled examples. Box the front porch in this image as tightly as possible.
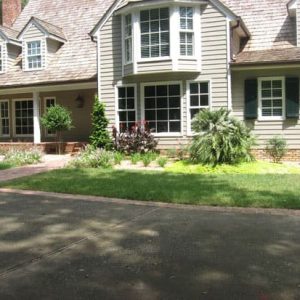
[0,82,97,151]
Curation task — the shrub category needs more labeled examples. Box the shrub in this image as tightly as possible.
[41,105,73,154]
[266,136,287,163]
[141,152,153,167]
[131,153,141,165]
[90,96,112,149]
[4,148,42,166]
[157,157,168,168]
[68,145,114,169]
[113,121,158,154]
[114,152,124,165]
[190,108,255,165]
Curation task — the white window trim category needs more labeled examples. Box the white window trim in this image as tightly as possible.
[0,42,6,74]
[24,38,44,71]
[258,76,286,121]
[115,83,138,132]
[123,3,201,71]
[44,97,56,137]
[141,81,183,137]
[0,99,10,137]
[12,98,34,137]
[179,7,195,58]
[186,80,212,136]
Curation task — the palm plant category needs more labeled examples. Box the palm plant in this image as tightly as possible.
[190,108,255,165]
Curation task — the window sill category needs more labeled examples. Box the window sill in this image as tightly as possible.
[258,117,286,122]
[153,133,183,138]
[178,57,197,61]
[138,57,172,63]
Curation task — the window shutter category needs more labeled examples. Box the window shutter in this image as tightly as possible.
[244,79,258,119]
[286,77,299,119]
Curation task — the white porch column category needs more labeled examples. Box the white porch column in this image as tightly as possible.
[33,91,41,144]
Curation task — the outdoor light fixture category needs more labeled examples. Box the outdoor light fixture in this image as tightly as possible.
[75,95,85,108]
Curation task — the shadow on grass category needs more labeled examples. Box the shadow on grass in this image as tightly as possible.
[2,168,300,209]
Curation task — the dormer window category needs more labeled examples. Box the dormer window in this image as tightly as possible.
[140,8,170,58]
[179,7,194,56]
[26,40,42,70]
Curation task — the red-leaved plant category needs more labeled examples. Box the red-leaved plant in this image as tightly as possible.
[112,121,158,154]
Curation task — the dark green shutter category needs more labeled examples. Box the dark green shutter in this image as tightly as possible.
[244,79,258,119]
[286,77,299,119]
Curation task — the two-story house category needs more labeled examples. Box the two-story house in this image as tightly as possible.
[1,0,300,160]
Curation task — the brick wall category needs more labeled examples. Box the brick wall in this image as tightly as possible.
[2,0,21,27]
[251,149,300,162]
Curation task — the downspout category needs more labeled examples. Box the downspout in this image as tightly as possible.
[226,18,233,111]
[97,31,102,101]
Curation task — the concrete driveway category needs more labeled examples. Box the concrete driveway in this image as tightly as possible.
[0,190,299,300]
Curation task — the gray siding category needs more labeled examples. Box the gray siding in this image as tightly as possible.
[297,1,300,46]
[7,44,20,68]
[232,68,300,149]
[137,59,173,74]
[99,3,229,149]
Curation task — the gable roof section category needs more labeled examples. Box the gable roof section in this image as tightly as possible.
[0,0,115,88]
[18,17,67,43]
[90,0,245,37]
[0,25,21,46]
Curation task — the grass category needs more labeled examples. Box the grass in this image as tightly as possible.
[1,162,300,209]
[166,160,300,174]
[0,162,13,170]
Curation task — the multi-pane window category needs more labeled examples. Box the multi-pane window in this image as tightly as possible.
[124,14,132,63]
[180,7,194,56]
[189,82,210,123]
[0,101,9,136]
[0,44,3,72]
[45,98,56,136]
[117,86,136,132]
[27,40,42,69]
[14,100,34,135]
[260,78,284,117]
[140,8,170,58]
[144,84,181,133]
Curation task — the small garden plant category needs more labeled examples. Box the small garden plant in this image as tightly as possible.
[157,157,168,168]
[113,122,158,154]
[3,148,42,167]
[41,105,73,154]
[190,108,255,165]
[131,153,141,165]
[113,152,124,165]
[265,136,287,163]
[68,145,114,169]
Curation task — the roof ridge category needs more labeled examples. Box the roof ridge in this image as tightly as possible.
[31,16,64,32]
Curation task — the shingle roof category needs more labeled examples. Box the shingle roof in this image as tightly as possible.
[0,0,115,88]
[232,48,300,65]
[0,25,19,41]
[18,17,67,42]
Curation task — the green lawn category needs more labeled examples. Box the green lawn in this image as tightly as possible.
[1,165,300,209]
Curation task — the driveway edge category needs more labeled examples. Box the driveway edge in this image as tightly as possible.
[0,188,300,216]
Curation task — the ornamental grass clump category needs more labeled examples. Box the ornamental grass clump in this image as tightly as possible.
[190,108,255,165]
[4,148,42,166]
[157,156,168,168]
[69,145,115,169]
[266,136,287,163]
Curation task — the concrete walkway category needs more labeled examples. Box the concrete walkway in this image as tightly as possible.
[0,189,299,300]
[0,155,71,182]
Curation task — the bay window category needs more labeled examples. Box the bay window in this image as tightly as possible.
[124,14,132,63]
[144,83,181,134]
[140,8,170,58]
[179,7,194,56]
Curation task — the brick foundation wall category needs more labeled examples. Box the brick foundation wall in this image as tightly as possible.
[251,149,300,162]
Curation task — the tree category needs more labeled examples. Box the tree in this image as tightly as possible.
[41,105,73,154]
[190,108,255,165]
[89,96,112,149]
